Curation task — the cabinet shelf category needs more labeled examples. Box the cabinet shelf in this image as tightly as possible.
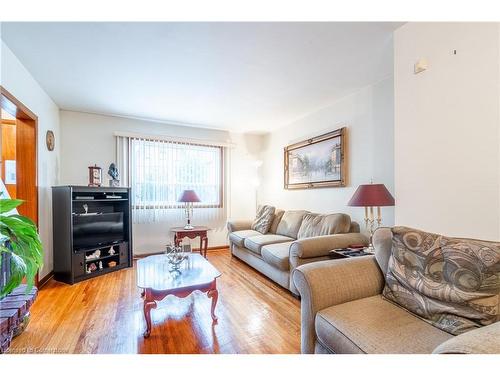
[80,263,124,280]
[72,198,128,202]
[84,253,120,264]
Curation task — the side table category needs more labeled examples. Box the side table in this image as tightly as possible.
[170,226,210,258]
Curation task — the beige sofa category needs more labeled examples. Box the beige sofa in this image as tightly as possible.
[227,209,368,295]
[293,227,500,354]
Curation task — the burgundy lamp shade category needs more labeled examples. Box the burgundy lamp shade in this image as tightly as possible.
[178,190,201,203]
[347,184,395,207]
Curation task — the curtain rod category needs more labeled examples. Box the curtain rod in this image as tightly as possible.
[113,131,235,148]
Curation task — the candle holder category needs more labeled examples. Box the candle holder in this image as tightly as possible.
[348,183,395,253]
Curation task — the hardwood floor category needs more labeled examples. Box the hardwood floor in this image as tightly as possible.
[10,249,301,354]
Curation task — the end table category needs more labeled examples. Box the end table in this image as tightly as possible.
[170,226,210,258]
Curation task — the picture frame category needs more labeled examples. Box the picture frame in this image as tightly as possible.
[284,127,346,189]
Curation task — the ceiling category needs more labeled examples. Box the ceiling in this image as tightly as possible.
[1,22,401,132]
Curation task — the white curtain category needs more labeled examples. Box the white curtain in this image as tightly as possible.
[116,135,226,227]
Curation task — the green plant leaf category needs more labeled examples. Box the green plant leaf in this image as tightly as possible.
[0,199,24,214]
[0,198,43,297]
[0,251,27,298]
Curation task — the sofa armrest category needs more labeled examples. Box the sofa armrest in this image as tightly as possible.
[227,219,253,233]
[292,256,384,354]
[290,233,369,259]
[432,322,500,354]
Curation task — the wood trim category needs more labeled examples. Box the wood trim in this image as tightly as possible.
[15,118,38,223]
[38,272,54,289]
[1,85,39,285]
[0,86,38,121]
[0,119,17,125]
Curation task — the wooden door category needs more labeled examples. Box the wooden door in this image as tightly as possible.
[1,86,39,282]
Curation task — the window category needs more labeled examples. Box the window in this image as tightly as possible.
[130,138,223,209]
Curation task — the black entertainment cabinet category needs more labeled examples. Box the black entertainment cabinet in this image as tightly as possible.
[52,186,132,284]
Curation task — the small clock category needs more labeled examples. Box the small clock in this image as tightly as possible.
[46,130,55,151]
[88,164,102,187]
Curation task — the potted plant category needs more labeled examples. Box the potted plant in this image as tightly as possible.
[0,195,43,299]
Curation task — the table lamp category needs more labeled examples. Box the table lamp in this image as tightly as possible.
[347,183,395,252]
[178,190,200,229]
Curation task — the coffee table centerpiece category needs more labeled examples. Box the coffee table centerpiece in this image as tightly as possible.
[136,253,221,338]
[165,244,188,272]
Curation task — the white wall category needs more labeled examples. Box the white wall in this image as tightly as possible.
[59,110,259,254]
[258,77,395,231]
[394,22,500,240]
[1,41,61,278]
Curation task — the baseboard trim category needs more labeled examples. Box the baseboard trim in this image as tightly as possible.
[133,245,229,259]
[38,271,54,289]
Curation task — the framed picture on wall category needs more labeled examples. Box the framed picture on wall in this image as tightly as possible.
[284,127,346,189]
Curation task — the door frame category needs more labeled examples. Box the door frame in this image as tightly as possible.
[1,85,39,284]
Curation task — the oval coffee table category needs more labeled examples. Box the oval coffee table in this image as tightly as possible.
[136,253,221,338]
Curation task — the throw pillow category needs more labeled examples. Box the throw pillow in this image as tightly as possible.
[269,209,285,234]
[251,205,276,234]
[382,226,500,335]
[276,210,309,239]
[296,213,351,239]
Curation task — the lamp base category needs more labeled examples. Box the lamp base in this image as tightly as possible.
[365,242,375,254]
[184,224,194,230]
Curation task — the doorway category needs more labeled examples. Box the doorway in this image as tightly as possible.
[0,85,38,253]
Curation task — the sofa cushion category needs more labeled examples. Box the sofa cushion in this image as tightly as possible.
[261,242,293,271]
[297,213,351,239]
[315,295,453,354]
[383,226,500,336]
[276,210,309,239]
[229,229,261,247]
[269,209,285,234]
[251,205,276,234]
[244,234,294,255]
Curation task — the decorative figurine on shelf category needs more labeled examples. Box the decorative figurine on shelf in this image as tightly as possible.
[107,163,120,187]
[87,263,97,274]
[88,164,102,187]
[98,261,103,270]
[85,249,101,261]
[108,246,116,255]
[108,261,117,268]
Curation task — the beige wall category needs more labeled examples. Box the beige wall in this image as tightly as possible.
[258,77,395,232]
[59,110,260,254]
[1,41,61,278]
[394,22,500,240]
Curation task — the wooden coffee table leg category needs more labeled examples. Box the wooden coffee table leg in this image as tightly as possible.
[203,236,208,258]
[143,289,157,338]
[207,280,218,321]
